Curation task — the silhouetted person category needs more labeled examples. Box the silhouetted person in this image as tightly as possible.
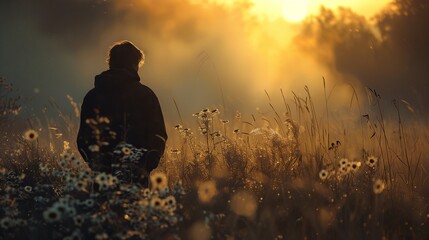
[77,41,167,183]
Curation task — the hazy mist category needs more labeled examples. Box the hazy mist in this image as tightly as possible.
[1,0,427,126]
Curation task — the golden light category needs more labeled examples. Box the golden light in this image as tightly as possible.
[281,0,308,22]
[210,0,391,22]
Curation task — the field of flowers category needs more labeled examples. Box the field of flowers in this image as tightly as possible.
[1,78,428,239]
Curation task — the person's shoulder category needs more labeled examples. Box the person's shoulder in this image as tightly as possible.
[135,82,158,98]
[83,88,97,101]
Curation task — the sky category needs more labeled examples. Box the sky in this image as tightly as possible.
[1,0,427,125]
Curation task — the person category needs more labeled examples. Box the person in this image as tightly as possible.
[77,40,167,183]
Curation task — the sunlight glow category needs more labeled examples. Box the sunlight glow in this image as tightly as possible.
[206,0,392,21]
[281,0,308,22]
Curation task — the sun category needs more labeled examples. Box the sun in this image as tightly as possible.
[281,0,308,22]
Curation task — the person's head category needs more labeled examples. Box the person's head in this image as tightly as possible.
[107,40,145,71]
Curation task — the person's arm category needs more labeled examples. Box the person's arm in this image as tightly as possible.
[145,91,168,172]
[77,93,95,163]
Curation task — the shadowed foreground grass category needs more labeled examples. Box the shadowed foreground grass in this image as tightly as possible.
[0,79,428,239]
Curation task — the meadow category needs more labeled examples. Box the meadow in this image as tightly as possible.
[0,77,428,239]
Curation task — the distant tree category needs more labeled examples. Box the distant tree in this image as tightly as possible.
[375,0,429,103]
[297,2,429,111]
[296,7,384,90]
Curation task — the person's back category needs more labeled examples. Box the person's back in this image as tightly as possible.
[77,41,167,183]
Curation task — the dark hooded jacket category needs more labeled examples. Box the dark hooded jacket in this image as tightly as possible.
[77,68,167,175]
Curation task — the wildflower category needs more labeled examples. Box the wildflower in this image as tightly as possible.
[88,145,100,152]
[339,158,349,166]
[373,179,385,194]
[366,156,378,168]
[73,215,84,226]
[52,202,69,215]
[319,170,328,180]
[95,173,108,184]
[23,129,39,142]
[70,155,77,162]
[164,196,177,211]
[58,159,67,168]
[150,172,168,191]
[65,175,76,186]
[150,197,163,210]
[211,109,220,115]
[198,180,217,204]
[84,199,95,207]
[174,124,183,130]
[199,127,208,135]
[233,129,240,134]
[350,161,361,172]
[24,186,32,193]
[95,173,109,189]
[221,119,230,124]
[181,128,193,136]
[104,174,118,187]
[192,112,200,117]
[109,176,119,186]
[199,109,212,120]
[142,188,151,197]
[339,165,351,175]
[43,208,61,222]
[0,217,12,229]
[121,147,132,155]
[78,170,91,179]
[61,152,72,160]
[74,181,86,191]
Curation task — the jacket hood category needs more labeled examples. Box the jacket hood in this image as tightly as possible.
[94,68,140,91]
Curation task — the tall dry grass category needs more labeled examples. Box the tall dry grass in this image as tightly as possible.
[1,78,428,239]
